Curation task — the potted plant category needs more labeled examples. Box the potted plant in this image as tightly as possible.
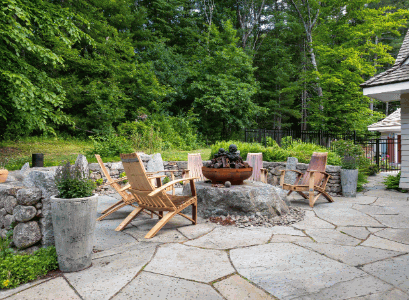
[51,161,97,272]
[0,158,9,183]
[340,156,359,197]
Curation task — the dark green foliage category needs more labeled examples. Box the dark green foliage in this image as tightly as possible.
[383,172,407,192]
[55,161,96,198]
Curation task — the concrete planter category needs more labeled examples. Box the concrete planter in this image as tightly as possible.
[50,194,98,272]
[340,169,358,197]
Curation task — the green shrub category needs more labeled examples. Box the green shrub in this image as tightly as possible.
[87,132,134,157]
[117,121,163,153]
[383,172,407,192]
[332,140,364,157]
[357,171,369,192]
[55,161,96,198]
[95,178,103,186]
[210,140,341,165]
[0,246,58,289]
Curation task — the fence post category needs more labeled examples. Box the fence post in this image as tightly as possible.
[375,139,380,168]
[264,128,267,147]
[244,128,247,143]
[353,130,356,144]
[319,129,323,146]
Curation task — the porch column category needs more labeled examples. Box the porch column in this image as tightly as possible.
[400,93,409,188]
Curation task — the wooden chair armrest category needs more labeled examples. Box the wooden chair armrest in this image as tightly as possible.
[280,169,303,175]
[147,170,179,175]
[148,177,199,196]
[100,177,128,187]
[309,170,331,177]
[118,183,131,192]
[147,175,166,179]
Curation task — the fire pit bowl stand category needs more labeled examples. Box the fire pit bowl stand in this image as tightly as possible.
[202,167,253,185]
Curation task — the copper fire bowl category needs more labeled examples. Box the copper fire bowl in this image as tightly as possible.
[202,167,253,185]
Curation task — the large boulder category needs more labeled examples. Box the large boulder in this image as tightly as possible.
[13,221,42,249]
[184,181,290,218]
[13,205,37,222]
[23,170,57,199]
[16,188,42,206]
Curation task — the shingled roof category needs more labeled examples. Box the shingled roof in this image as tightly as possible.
[367,108,401,132]
[361,30,409,88]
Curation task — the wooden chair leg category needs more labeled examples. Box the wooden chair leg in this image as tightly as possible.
[101,200,124,214]
[309,191,316,207]
[296,191,308,199]
[97,203,127,221]
[115,207,144,231]
[287,190,293,196]
[321,190,334,203]
[192,203,197,225]
[145,211,178,239]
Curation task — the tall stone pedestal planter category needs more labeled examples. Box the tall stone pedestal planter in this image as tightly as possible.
[50,194,98,272]
[340,169,358,197]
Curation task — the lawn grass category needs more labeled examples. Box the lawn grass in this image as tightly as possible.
[0,137,211,170]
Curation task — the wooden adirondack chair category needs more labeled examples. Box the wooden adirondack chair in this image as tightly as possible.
[95,155,160,221]
[182,153,205,182]
[280,152,334,208]
[117,153,198,238]
[246,153,268,183]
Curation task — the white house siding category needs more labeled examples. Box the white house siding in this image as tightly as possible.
[400,93,409,188]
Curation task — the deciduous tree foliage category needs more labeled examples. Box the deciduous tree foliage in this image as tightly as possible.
[1,0,408,140]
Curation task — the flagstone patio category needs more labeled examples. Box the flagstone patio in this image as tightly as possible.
[1,174,409,300]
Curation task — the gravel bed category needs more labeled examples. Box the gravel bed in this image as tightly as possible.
[208,207,305,228]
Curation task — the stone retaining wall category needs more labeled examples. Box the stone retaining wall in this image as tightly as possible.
[0,167,58,253]
[90,157,342,195]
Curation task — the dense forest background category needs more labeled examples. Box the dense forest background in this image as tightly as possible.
[2,0,409,145]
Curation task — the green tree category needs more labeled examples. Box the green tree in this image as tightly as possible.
[0,0,91,137]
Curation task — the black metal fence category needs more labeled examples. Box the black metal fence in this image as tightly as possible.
[244,128,358,148]
[356,138,401,172]
[244,128,400,172]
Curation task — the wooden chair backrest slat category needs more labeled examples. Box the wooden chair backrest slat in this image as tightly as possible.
[120,153,175,209]
[95,154,133,202]
[246,153,263,181]
[188,153,205,181]
[300,152,328,186]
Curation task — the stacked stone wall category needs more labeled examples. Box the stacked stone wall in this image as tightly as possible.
[90,159,342,196]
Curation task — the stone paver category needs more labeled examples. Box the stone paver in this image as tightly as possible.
[4,277,80,300]
[292,211,335,230]
[112,272,223,300]
[230,243,366,300]
[363,254,409,294]
[295,242,402,266]
[8,175,409,300]
[374,228,409,244]
[270,235,313,243]
[352,204,399,215]
[64,242,159,300]
[371,214,409,228]
[305,229,361,246]
[338,196,377,205]
[292,275,393,300]
[214,274,274,300]
[94,219,137,251]
[350,288,409,300]
[177,223,216,239]
[184,227,271,249]
[270,226,305,236]
[313,203,382,227]
[337,226,370,239]
[145,243,235,282]
[361,235,409,252]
